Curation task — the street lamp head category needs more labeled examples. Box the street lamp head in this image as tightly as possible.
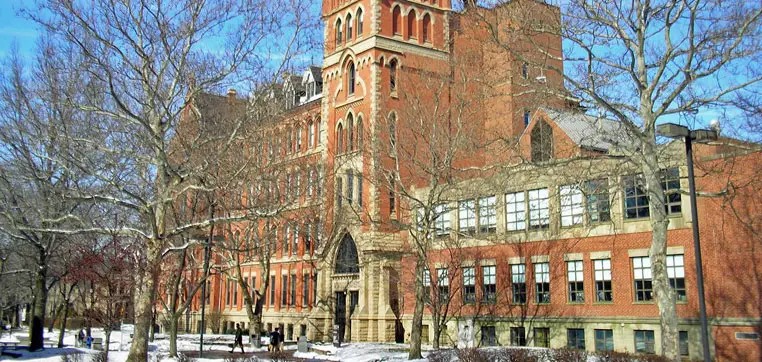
[656,123,690,139]
[710,119,721,135]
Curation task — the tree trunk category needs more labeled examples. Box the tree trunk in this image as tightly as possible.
[29,266,48,351]
[432,315,440,350]
[125,249,160,362]
[105,330,112,359]
[409,259,425,360]
[642,151,679,360]
[168,315,178,357]
[57,302,70,348]
[48,303,63,333]
[149,308,156,342]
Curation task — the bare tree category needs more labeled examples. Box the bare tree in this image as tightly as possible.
[464,0,762,358]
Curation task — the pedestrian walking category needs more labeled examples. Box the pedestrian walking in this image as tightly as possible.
[269,327,281,352]
[77,329,85,347]
[230,323,245,353]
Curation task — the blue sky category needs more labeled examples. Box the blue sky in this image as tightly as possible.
[0,1,37,58]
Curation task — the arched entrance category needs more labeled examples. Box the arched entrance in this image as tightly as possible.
[334,233,360,343]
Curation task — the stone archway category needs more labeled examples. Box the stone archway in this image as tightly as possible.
[333,233,360,343]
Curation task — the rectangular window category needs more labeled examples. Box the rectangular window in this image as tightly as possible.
[308,123,315,148]
[307,169,314,198]
[511,264,527,304]
[481,326,497,346]
[586,179,611,223]
[302,274,310,307]
[270,276,276,306]
[482,265,496,304]
[634,330,655,354]
[423,269,431,303]
[560,185,584,227]
[292,225,299,254]
[251,276,257,299]
[662,168,682,215]
[434,203,451,236]
[284,226,290,255]
[535,262,550,303]
[633,257,653,301]
[281,276,288,306]
[679,331,689,356]
[567,328,585,350]
[667,254,686,302]
[534,328,550,348]
[304,223,312,254]
[296,127,303,151]
[595,329,614,352]
[458,200,476,235]
[594,259,613,302]
[290,274,297,306]
[528,189,550,229]
[463,267,476,304]
[226,280,233,306]
[505,191,526,231]
[478,196,497,233]
[437,268,449,304]
[567,261,584,303]
[624,174,649,219]
[510,327,526,346]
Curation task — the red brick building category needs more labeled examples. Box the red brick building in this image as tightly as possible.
[184,1,762,360]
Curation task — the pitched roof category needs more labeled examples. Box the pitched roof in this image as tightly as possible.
[539,107,632,152]
[309,66,322,83]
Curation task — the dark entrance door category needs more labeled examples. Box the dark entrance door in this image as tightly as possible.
[334,292,346,344]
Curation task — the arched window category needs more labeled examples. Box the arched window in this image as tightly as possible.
[531,119,553,162]
[422,14,431,43]
[407,10,417,39]
[346,14,353,40]
[347,62,356,95]
[336,19,343,45]
[389,113,397,147]
[337,124,344,154]
[347,113,354,151]
[335,234,360,274]
[315,117,321,146]
[389,59,398,92]
[356,8,364,35]
[356,116,363,150]
[392,6,401,35]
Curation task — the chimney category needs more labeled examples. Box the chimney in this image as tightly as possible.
[227,88,237,104]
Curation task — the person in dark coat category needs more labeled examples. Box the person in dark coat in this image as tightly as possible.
[230,323,245,353]
[269,327,281,352]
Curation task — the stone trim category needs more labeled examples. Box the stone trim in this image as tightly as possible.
[563,253,583,261]
[590,251,612,259]
[531,255,549,263]
[507,256,525,264]
[628,248,649,257]
[667,246,685,254]
[479,259,497,266]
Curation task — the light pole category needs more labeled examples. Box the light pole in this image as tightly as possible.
[656,122,719,362]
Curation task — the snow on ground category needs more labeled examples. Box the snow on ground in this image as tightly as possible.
[295,343,428,362]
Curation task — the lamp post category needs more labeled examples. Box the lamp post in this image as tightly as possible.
[656,122,718,362]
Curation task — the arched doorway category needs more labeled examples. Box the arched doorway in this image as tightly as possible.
[334,233,360,343]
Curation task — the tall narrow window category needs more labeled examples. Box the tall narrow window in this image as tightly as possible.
[314,118,321,146]
[482,265,496,303]
[356,8,364,35]
[560,185,584,227]
[462,267,476,304]
[530,120,553,162]
[281,276,288,306]
[505,191,526,231]
[270,276,276,306]
[521,62,529,79]
[511,264,526,304]
[523,110,531,127]
[422,14,431,43]
[662,168,682,215]
[336,177,343,208]
[290,274,296,306]
[296,127,303,152]
[567,261,584,303]
[667,254,686,301]
[436,268,449,304]
[312,273,318,305]
[346,170,354,204]
[346,14,353,40]
[528,188,550,229]
[357,175,363,207]
[347,114,354,151]
[302,274,310,307]
[292,225,299,254]
[392,6,401,34]
[336,124,344,154]
[348,62,356,95]
[594,259,613,302]
[356,117,363,150]
[434,203,451,236]
[284,226,290,255]
[586,179,611,223]
[304,222,311,254]
[286,127,292,154]
[458,200,476,235]
[478,196,497,233]
[336,19,343,45]
[390,60,398,92]
[624,174,649,219]
[307,122,315,148]
[407,10,417,38]
[535,262,550,303]
[423,269,431,303]
[632,256,653,301]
